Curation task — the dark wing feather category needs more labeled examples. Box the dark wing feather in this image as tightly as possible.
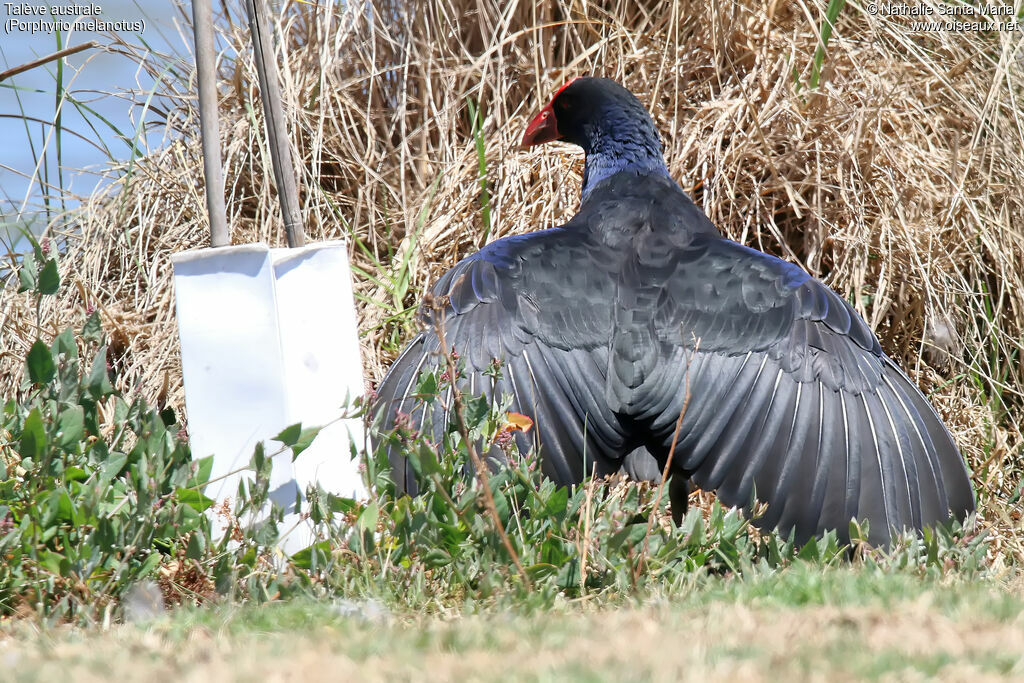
[373,225,634,492]
[640,236,974,545]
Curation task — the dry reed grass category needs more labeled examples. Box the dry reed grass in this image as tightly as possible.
[2,0,1022,560]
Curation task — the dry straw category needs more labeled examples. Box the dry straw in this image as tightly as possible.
[2,0,1021,559]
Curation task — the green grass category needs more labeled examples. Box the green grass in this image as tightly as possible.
[2,567,1022,681]
[793,0,848,92]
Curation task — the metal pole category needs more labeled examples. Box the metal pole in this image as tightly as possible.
[191,0,229,248]
[244,0,305,248]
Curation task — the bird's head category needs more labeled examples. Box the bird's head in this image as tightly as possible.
[520,77,669,198]
[520,78,661,152]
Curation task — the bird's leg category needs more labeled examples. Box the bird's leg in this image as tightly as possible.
[669,475,692,526]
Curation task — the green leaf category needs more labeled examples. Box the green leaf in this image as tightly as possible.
[543,486,569,518]
[137,551,162,578]
[37,258,60,295]
[0,481,17,502]
[26,340,56,384]
[808,0,847,90]
[422,547,452,568]
[798,536,821,562]
[488,475,510,522]
[274,423,321,461]
[185,531,206,560]
[327,494,357,514]
[467,97,492,244]
[289,426,321,461]
[85,346,114,398]
[524,563,558,580]
[176,488,215,513]
[19,408,46,460]
[39,550,65,576]
[50,329,77,359]
[463,395,489,430]
[249,441,271,480]
[251,518,279,546]
[41,489,75,526]
[17,255,37,293]
[57,406,85,447]
[274,423,302,446]
[358,501,379,532]
[609,522,648,552]
[189,455,214,487]
[99,453,128,485]
[413,442,441,477]
[290,540,330,570]
[175,504,203,534]
[159,406,176,426]
[555,558,580,590]
[308,486,328,523]
[81,311,104,345]
[55,491,75,523]
[64,466,89,482]
[113,397,129,424]
[849,519,869,544]
[416,371,438,399]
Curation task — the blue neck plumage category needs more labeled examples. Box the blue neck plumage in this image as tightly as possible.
[578,122,670,201]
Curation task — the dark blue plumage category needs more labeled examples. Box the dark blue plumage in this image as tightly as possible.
[373,77,975,545]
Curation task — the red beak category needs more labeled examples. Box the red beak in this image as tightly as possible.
[519,104,561,149]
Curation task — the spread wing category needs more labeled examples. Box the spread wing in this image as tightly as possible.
[626,237,975,544]
[372,226,637,494]
[373,225,975,545]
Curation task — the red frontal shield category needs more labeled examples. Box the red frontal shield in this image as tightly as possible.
[520,79,577,148]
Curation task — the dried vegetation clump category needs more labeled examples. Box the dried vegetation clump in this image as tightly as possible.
[1,0,1022,559]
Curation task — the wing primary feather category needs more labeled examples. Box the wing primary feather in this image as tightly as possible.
[681,351,759,469]
[531,345,596,480]
[700,354,773,489]
[514,352,546,460]
[398,343,431,416]
[505,356,542,457]
[388,339,431,421]
[840,390,860,529]
[740,374,801,524]
[800,382,834,536]
[670,351,732,442]
[770,378,823,540]
[881,360,973,522]
[379,338,436,495]
[876,388,920,530]
[720,367,791,505]
[880,371,948,521]
[521,348,579,483]
[860,392,896,541]
[563,350,623,450]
